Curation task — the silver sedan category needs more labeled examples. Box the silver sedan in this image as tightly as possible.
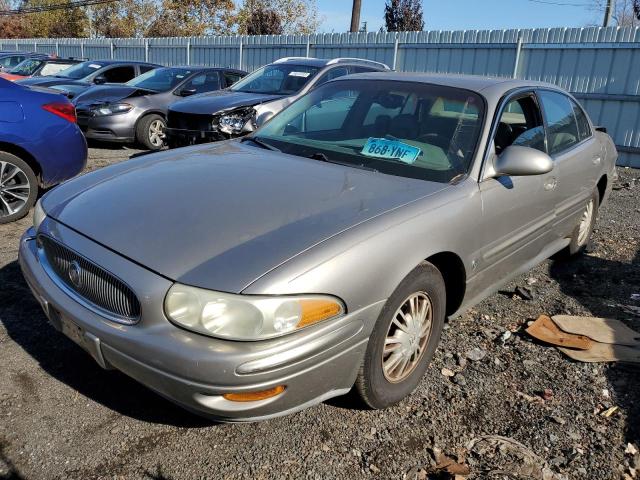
[19,73,617,421]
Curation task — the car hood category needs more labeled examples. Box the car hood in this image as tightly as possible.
[42,141,447,293]
[73,85,156,105]
[17,77,88,87]
[169,89,284,115]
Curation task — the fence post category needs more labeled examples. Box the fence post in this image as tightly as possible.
[239,39,243,70]
[55,41,59,56]
[145,39,149,62]
[80,41,84,59]
[34,41,37,53]
[392,34,400,71]
[513,34,523,79]
[306,36,310,57]
[110,41,114,59]
[186,39,191,65]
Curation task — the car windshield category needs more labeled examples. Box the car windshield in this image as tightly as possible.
[230,64,319,95]
[126,67,193,92]
[253,80,485,183]
[10,59,43,76]
[57,61,106,79]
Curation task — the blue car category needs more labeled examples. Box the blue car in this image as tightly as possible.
[0,78,87,223]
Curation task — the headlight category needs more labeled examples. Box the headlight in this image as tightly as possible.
[218,108,255,135]
[92,103,133,116]
[164,283,345,340]
[33,199,46,231]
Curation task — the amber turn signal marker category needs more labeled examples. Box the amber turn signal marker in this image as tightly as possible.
[222,385,286,402]
[296,299,342,328]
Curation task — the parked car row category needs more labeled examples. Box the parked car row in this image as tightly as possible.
[2,52,619,422]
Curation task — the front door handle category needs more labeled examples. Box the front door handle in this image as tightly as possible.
[544,177,557,191]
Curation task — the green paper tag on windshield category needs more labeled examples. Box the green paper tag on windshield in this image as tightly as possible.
[361,138,421,164]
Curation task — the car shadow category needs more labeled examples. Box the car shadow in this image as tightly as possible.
[548,247,640,444]
[0,260,212,428]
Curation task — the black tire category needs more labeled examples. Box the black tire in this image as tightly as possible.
[0,151,38,224]
[567,189,599,256]
[136,114,166,151]
[356,262,446,409]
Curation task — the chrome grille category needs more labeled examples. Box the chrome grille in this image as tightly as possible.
[39,235,141,323]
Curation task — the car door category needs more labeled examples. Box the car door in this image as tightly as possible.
[536,89,601,239]
[476,91,558,286]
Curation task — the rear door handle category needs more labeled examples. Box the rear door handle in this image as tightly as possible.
[544,177,557,191]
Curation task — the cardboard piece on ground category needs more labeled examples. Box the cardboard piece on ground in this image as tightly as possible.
[559,343,640,363]
[552,315,640,347]
[526,315,594,350]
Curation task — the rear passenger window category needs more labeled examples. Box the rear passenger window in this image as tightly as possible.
[102,66,136,83]
[223,72,242,87]
[494,95,545,154]
[538,90,580,155]
[571,100,592,141]
[182,72,221,93]
[314,67,350,87]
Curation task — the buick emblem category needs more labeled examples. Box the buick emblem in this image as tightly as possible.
[68,261,82,288]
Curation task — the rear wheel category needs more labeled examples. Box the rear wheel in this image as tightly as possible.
[136,114,166,150]
[0,151,38,224]
[356,262,446,409]
[567,189,599,256]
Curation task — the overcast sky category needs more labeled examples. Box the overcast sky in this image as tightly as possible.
[317,0,603,33]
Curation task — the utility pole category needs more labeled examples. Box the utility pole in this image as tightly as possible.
[603,0,615,27]
[350,0,361,32]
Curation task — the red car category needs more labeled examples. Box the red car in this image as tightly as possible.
[0,57,80,81]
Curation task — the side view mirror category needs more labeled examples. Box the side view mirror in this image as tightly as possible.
[93,75,107,85]
[494,145,554,176]
[179,88,197,97]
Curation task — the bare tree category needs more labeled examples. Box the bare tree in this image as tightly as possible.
[594,0,640,26]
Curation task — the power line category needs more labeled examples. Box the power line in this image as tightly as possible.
[525,0,599,7]
[0,0,119,16]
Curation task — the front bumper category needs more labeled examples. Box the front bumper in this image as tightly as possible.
[18,221,381,422]
[164,127,227,147]
[77,111,136,143]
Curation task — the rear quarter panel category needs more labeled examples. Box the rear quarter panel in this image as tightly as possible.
[0,86,87,187]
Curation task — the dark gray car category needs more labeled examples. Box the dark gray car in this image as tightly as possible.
[165,57,389,147]
[73,66,247,150]
[20,73,617,421]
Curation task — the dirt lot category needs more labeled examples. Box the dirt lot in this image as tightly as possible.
[1,146,639,480]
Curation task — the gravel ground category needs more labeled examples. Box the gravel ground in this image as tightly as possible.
[1,146,639,480]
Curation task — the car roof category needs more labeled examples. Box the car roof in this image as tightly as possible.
[162,65,247,73]
[334,72,561,99]
[84,59,162,66]
[271,57,389,70]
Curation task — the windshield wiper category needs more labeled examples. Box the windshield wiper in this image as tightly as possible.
[240,136,280,152]
[308,152,377,172]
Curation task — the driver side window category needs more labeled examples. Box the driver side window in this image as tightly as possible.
[494,95,546,155]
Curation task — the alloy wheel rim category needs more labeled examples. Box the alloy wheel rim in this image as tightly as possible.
[577,199,594,246]
[382,292,433,383]
[149,120,164,147]
[0,160,30,218]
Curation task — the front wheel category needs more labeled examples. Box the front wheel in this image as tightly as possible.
[136,114,166,150]
[356,262,446,409]
[0,151,38,224]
